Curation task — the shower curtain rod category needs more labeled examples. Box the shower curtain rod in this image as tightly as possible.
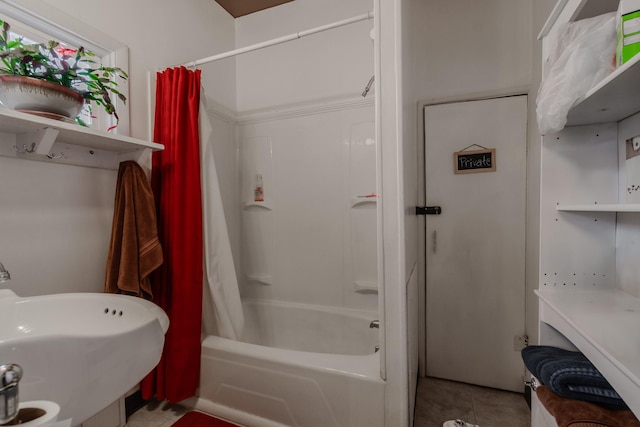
[181,11,374,68]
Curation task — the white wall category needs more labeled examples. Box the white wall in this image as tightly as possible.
[413,0,532,99]
[237,103,377,312]
[234,0,374,113]
[0,0,236,297]
[0,158,116,296]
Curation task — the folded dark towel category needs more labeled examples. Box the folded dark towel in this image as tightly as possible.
[536,385,640,427]
[522,346,624,407]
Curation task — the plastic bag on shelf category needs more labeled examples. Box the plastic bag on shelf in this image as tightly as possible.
[536,12,616,135]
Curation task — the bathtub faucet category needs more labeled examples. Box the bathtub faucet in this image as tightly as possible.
[369,320,379,329]
[0,262,10,283]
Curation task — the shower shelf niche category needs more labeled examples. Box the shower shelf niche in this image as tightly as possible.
[350,196,377,208]
[354,280,378,294]
[243,200,274,210]
[0,107,163,169]
[245,273,272,285]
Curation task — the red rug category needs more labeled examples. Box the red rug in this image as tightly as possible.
[171,411,242,427]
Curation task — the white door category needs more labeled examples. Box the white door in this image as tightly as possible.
[424,95,527,392]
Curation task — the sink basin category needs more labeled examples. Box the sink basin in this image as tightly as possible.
[0,289,169,425]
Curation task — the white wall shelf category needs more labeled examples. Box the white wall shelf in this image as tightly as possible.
[566,53,640,127]
[537,289,640,418]
[0,108,163,169]
[556,203,640,212]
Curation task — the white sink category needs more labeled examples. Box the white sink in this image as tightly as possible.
[0,289,169,425]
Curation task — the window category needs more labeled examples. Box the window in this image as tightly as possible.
[1,24,100,127]
[0,1,130,135]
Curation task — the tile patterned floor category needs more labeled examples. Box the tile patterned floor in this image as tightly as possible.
[126,376,531,427]
[414,377,531,427]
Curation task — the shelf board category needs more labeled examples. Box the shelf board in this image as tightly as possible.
[351,196,377,208]
[245,273,272,285]
[0,107,163,153]
[536,289,640,418]
[556,203,640,212]
[566,53,640,126]
[243,200,273,210]
[354,280,378,294]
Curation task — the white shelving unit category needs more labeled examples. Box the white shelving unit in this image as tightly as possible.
[0,107,163,169]
[537,0,640,425]
[536,289,640,416]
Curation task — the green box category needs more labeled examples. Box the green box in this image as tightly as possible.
[618,8,640,65]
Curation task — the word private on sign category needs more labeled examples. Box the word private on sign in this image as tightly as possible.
[454,148,496,174]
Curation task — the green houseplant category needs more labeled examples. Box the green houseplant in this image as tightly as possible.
[0,19,128,126]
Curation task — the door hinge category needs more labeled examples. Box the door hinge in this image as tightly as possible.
[415,206,442,215]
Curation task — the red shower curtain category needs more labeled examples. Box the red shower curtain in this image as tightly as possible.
[142,67,203,402]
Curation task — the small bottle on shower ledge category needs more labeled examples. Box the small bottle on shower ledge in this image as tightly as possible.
[254,173,264,202]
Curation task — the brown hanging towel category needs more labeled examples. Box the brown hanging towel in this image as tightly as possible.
[104,160,163,299]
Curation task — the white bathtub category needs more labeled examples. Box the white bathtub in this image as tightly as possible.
[195,299,385,427]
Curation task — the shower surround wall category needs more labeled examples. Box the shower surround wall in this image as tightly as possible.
[238,101,377,310]
[199,97,378,427]
[229,0,375,311]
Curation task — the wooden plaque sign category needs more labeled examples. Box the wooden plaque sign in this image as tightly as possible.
[454,148,496,174]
